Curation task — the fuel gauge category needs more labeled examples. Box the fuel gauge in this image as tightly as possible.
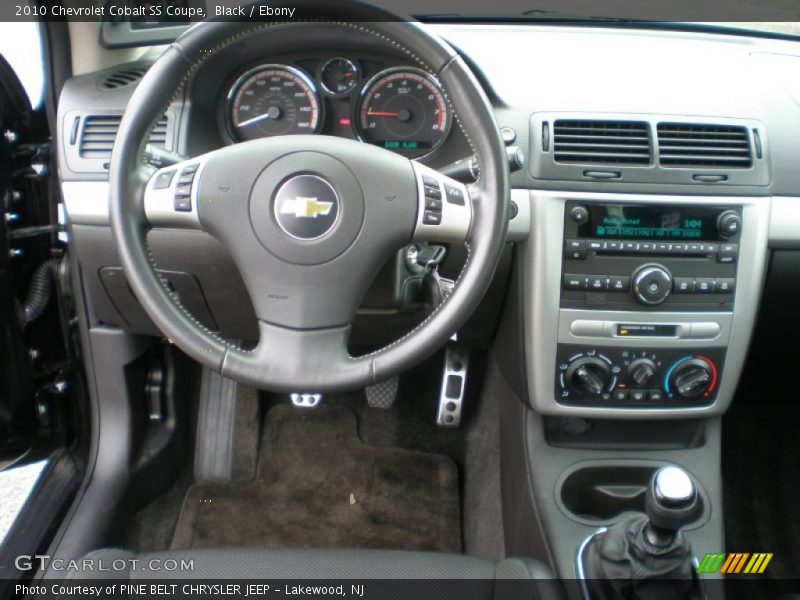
[320,57,359,96]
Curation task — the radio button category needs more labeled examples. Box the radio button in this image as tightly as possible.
[696,278,716,293]
[702,243,719,253]
[608,276,630,292]
[623,242,639,252]
[639,242,655,252]
[587,275,609,291]
[588,240,603,251]
[716,278,735,293]
[687,243,703,253]
[720,243,738,253]
[673,277,695,293]
[670,243,688,253]
[655,243,670,253]
[603,240,622,251]
[717,254,737,264]
[565,239,585,250]
[563,274,587,290]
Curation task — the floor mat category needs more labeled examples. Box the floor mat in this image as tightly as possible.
[171,404,462,553]
[723,404,800,579]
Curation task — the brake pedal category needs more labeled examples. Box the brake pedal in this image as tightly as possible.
[366,376,399,409]
[437,346,469,427]
[290,393,322,408]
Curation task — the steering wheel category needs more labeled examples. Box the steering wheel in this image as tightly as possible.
[109,1,509,392]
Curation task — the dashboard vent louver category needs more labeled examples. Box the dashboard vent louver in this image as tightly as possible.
[78,115,169,159]
[553,119,651,165]
[99,67,146,90]
[657,123,752,168]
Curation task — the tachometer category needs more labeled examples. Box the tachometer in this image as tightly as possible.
[228,65,320,141]
[357,67,451,158]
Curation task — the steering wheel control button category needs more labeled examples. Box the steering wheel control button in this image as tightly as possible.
[423,210,442,226]
[425,197,442,211]
[153,169,175,189]
[273,174,339,240]
[445,183,465,205]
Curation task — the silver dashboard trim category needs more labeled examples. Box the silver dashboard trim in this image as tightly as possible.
[61,181,111,226]
[522,190,770,419]
[769,196,800,248]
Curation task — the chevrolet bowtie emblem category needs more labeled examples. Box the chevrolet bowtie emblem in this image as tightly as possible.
[279,196,334,219]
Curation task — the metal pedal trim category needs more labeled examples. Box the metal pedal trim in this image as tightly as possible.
[437,346,469,427]
[290,393,322,408]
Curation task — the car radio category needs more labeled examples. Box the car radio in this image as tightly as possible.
[561,201,741,312]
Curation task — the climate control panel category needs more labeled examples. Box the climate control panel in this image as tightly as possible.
[555,344,725,408]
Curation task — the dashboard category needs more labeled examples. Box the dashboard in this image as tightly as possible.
[57,22,800,423]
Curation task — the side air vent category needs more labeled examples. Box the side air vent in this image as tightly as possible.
[657,123,752,168]
[78,114,169,159]
[99,67,146,90]
[553,120,651,165]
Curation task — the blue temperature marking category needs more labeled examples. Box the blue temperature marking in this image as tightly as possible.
[663,355,694,396]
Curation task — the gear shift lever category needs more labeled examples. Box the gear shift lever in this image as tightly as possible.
[645,466,701,547]
[580,465,704,600]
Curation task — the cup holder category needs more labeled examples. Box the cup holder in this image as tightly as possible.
[556,461,708,527]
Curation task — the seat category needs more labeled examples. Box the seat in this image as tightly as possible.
[74,547,563,599]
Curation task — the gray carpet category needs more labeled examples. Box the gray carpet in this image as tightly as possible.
[171,404,462,553]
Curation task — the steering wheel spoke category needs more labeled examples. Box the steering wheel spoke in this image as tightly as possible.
[411,162,473,244]
[222,321,368,393]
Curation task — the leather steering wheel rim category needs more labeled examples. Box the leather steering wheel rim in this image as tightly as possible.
[109,0,509,392]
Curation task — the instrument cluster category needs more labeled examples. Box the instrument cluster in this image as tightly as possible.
[222,57,452,159]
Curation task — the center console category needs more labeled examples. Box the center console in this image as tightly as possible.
[523,191,770,418]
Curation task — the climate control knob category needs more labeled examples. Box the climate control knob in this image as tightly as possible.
[632,264,673,306]
[565,356,613,396]
[628,358,657,387]
[665,356,718,399]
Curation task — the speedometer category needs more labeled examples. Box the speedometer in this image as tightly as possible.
[357,67,451,158]
[228,65,321,141]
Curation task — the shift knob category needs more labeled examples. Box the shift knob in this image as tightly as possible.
[645,466,701,545]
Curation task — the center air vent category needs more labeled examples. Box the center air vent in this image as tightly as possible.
[657,123,752,168]
[78,114,168,159]
[553,120,651,165]
[99,67,146,90]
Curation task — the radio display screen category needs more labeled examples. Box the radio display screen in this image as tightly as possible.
[582,205,723,241]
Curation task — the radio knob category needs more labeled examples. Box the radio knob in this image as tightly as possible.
[570,205,590,224]
[628,358,657,386]
[565,356,612,396]
[632,264,673,306]
[717,210,742,238]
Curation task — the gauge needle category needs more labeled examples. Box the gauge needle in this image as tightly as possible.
[368,108,412,122]
[238,106,282,128]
